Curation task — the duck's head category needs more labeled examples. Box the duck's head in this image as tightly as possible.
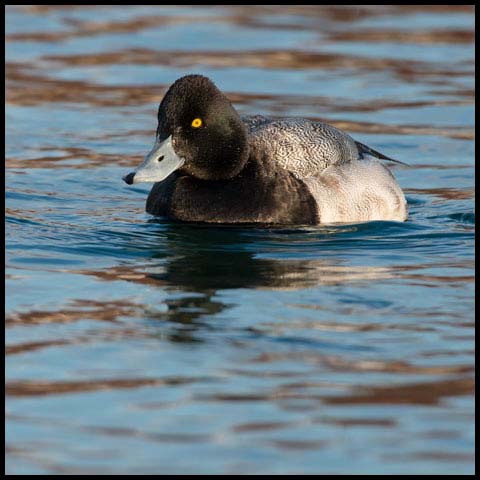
[123,74,249,185]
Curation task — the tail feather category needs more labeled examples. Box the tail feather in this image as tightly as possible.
[355,141,409,166]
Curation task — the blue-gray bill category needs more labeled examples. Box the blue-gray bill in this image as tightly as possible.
[123,135,185,185]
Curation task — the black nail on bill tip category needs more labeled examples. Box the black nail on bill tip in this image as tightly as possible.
[123,172,135,185]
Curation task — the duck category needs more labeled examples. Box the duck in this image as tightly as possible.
[123,74,407,225]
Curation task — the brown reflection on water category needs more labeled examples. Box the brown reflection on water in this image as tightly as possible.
[329,120,473,141]
[405,187,475,201]
[6,14,220,43]
[5,299,137,327]
[5,375,205,397]
[232,420,293,433]
[320,417,396,427]
[324,377,474,406]
[5,63,163,107]
[81,425,211,444]
[329,28,474,45]
[5,299,148,357]
[244,350,472,377]
[6,149,142,169]
[192,376,474,408]
[6,339,72,356]
[268,439,328,451]
[217,371,472,414]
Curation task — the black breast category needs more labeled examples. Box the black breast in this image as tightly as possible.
[146,156,318,225]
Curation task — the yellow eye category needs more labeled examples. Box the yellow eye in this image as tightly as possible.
[191,118,202,128]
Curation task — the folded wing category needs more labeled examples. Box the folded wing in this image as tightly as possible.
[242,115,360,178]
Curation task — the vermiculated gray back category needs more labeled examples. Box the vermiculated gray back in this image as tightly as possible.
[242,115,360,178]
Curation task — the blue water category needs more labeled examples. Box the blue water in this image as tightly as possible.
[5,5,474,475]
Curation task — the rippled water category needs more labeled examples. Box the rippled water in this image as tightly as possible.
[5,5,474,475]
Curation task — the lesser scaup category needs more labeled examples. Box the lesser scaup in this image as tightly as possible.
[123,74,407,224]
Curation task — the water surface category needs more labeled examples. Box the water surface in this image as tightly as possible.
[5,5,474,475]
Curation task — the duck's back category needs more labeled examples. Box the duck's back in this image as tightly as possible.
[243,115,359,178]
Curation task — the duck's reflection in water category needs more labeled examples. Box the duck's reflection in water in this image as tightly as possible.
[134,222,395,342]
